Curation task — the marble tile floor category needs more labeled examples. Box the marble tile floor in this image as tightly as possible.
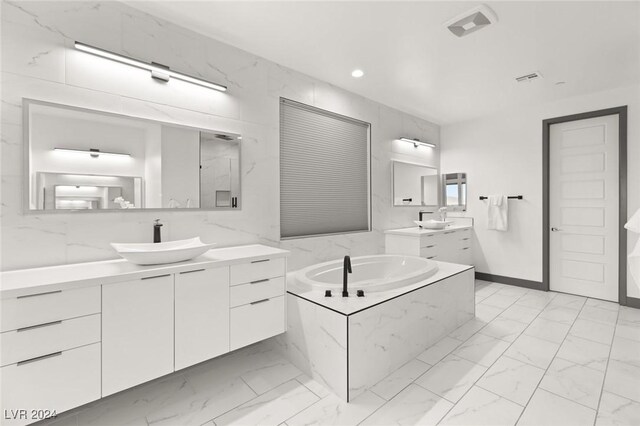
[38,280,640,426]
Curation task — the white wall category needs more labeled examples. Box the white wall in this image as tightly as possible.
[0,1,439,271]
[441,84,640,297]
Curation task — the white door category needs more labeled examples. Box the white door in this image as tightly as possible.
[549,114,619,301]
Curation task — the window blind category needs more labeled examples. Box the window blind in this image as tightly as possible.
[280,98,371,239]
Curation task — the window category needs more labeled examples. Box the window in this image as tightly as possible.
[280,98,371,239]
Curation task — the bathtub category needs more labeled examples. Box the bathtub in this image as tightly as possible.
[295,254,439,293]
[278,256,475,402]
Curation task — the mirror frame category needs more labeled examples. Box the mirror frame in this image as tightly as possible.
[391,160,440,208]
[23,98,242,214]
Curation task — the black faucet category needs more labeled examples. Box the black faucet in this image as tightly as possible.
[343,255,352,297]
[153,219,163,243]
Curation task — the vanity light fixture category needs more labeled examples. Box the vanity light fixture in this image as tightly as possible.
[74,41,227,92]
[53,148,131,158]
[399,138,436,148]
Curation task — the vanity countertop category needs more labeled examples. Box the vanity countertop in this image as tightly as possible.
[384,222,473,237]
[0,244,289,299]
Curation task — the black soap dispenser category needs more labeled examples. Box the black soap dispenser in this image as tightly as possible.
[153,219,163,243]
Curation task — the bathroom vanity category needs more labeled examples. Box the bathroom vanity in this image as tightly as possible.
[0,244,288,425]
[385,218,473,265]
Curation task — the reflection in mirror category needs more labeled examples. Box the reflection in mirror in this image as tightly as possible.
[443,172,467,211]
[26,100,241,212]
[392,161,439,207]
[200,133,240,208]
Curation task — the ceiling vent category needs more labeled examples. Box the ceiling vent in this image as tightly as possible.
[445,4,498,38]
[515,72,543,83]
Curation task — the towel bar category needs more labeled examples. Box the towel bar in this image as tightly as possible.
[479,195,523,200]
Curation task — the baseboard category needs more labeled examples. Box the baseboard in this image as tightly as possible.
[626,297,640,309]
[475,272,544,291]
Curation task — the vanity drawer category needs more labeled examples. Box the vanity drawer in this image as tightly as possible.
[419,246,438,259]
[1,286,101,332]
[419,233,438,248]
[0,314,100,367]
[230,276,285,308]
[230,296,285,350]
[230,257,285,286]
[0,343,101,425]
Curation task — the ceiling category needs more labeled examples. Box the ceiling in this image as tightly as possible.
[127,1,640,125]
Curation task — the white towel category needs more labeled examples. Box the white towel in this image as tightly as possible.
[487,195,508,231]
[626,208,640,286]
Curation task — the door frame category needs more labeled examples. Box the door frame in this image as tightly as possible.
[542,106,628,304]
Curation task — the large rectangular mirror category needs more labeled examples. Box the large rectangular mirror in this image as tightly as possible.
[443,172,467,211]
[392,161,439,207]
[25,99,241,212]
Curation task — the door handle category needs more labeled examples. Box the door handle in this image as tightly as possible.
[551,227,562,232]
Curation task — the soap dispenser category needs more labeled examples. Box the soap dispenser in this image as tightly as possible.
[153,219,163,243]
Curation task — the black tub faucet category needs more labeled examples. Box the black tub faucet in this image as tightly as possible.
[343,255,352,297]
[153,219,163,243]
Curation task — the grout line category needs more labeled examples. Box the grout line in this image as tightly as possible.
[513,294,588,425]
[592,304,620,426]
[427,284,535,424]
[475,383,526,407]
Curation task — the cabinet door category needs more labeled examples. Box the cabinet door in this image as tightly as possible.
[175,267,230,371]
[102,275,174,396]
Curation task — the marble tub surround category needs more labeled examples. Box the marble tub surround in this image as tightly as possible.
[34,280,640,426]
[279,262,475,401]
[1,1,440,273]
[0,244,288,298]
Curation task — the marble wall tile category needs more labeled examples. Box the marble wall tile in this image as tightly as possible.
[1,1,441,271]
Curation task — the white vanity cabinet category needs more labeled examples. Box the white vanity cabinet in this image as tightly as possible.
[102,274,174,396]
[175,266,230,370]
[385,224,473,265]
[0,244,289,423]
[0,287,102,425]
[229,258,286,350]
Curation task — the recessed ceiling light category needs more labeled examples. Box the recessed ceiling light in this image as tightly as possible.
[351,69,364,78]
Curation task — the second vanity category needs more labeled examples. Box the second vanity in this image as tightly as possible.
[0,244,289,425]
[385,218,473,265]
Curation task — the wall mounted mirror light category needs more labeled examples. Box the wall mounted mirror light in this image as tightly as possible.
[74,42,227,92]
[442,172,467,211]
[392,161,440,207]
[398,137,436,148]
[25,99,241,212]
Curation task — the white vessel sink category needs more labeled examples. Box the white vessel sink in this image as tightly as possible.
[111,237,216,265]
[414,219,454,230]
